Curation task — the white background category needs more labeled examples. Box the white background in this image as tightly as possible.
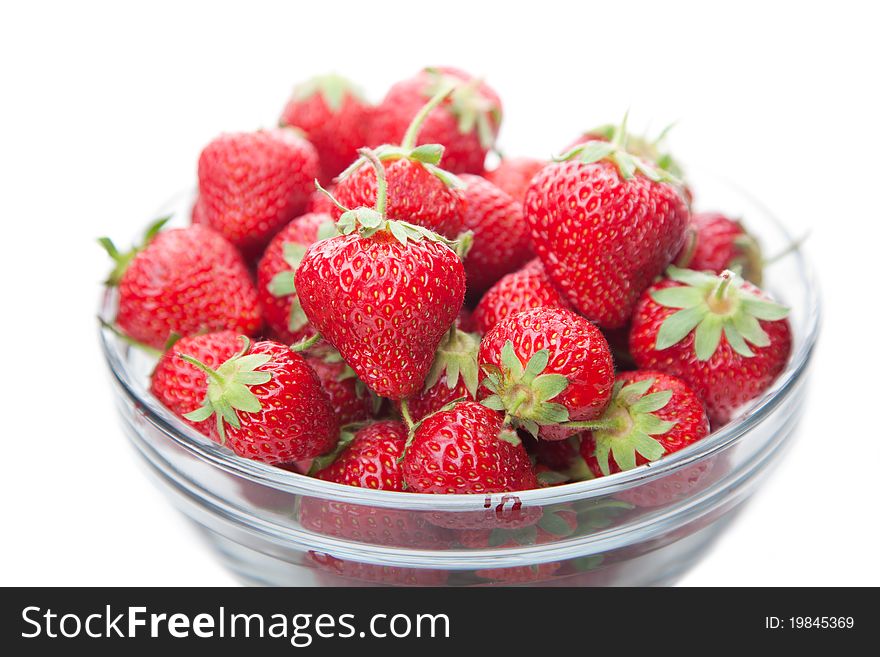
[1,0,877,586]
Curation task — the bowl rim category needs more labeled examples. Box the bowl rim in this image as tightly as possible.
[99,179,821,511]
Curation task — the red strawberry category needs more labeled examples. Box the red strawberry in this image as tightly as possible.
[629,267,792,425]
[99,221,261,350]
[400,327,480,423]
[179,338,338,464]
[472,258,570,335]
[279,74,373,184]
[478,307,615,440]
[402,400,537,494]
[295,150,467,400]
[577,370,710,477]
[196,128,320,258]
[485,157,545,204]
[256,212,334,344]
[370,67,502,174]
[525,121,690,328]
[333,88,465,239]
[305,349,378,426]
[149,331,242,431]
[676,211,763,284]
[312,420,407,490]
[458,174,533,297]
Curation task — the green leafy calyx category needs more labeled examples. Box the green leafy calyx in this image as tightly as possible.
[98,215,170,286]
[423,327,481,398]
[181,337,271,443]
[480,340,570,437]
[556,114,679,184]
[318,149,468,254]
[576,378,676,476]
[268,242,309,333]
[289,73,364,113]
[651,266,789,361]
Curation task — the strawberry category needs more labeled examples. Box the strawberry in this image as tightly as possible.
[295,150,467,400]
[305,349,378,426]
[525,119,690,328]
[629,267,792,425]
[675,211,763,284]
[179,338,338,464]
[333,88,465,239]
[99,221,261,350]
[279,74,373,184]
[458,174,533,297]
[149,331,242,431]
[472,258,570,335]
[485,157,545,204]
[370,67,502,174]
[478,307,615,440]
[577,370,710,476]
[312,420,407,490]
[196,128,320,258]
[255,211,335,344]
[401,327,480,422]
[401,400,537,494]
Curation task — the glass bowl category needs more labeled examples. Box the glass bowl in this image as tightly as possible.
[99,175,820,586]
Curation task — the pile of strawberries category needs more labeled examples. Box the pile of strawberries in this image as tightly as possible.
[101,67,793,499]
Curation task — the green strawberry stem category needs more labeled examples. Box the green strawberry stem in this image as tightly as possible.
[290,332,321,353]
[401,85,456,150]
[399,398,415,431]
[358,147,388,217]
[559,418,622,432]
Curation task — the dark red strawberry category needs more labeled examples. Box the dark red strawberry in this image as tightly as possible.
[179,338,338,464]
[478,307,615,440]
[629,267,792,425]
[525,120,690,328]
[196,128,320,258]
[676,211,763,284]
[256,212,335,344]
[279,74,373,183]
[305,349,378,426]
[472,258,570,335]
[333,88,465,238]
[399,327,480,423]
[577,370,710,476]
[312,420,407,490]
[370,66,502,174]
[295,150,467,400]
[99,221,261,350]
[150,331,242,431]
[458,174,533,297]
[485,157,545,204]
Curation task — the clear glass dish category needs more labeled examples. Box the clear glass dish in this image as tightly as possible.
[99,174,820,586]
